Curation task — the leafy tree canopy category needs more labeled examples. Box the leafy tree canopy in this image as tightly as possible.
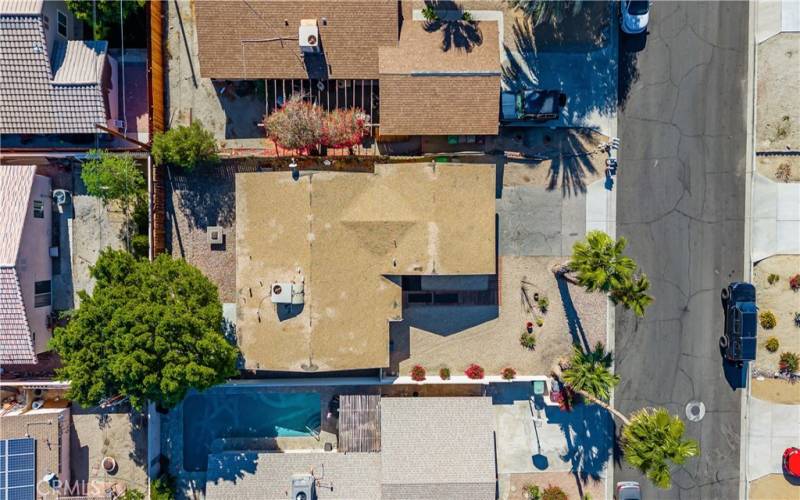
[622,408,700,489]
[65,0,145,39]
[151,121,219,169]
[81,150,145,208]
[51,250,239,410]
[264,96,324,152]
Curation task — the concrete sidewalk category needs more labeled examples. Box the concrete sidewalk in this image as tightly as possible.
[757,0,800,43]
[751,173,800,261]
[746,396,800,480]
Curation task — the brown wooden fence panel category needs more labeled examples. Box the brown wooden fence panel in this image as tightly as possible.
[148,0,166,256]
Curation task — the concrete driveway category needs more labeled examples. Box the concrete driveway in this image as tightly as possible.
[752,173,800,261]
[747,396,800,480]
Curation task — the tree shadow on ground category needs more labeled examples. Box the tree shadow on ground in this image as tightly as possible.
[167,163,237,231]
[422,1,483,53]
[618,33,646,109]
[545,130,600,197]
[557,276,591,352]
[205,452,259,487]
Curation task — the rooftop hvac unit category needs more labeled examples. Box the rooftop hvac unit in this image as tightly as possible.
[271,281,305,305]
[207,226,224,245]
[291,474,315,500]
[299,19,320,52]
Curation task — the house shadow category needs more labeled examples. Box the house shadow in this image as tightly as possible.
[213,80,267,140]
[556,276,591,352]
[422,0,483,53]
[205,452,260,487]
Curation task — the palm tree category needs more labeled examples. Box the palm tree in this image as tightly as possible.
[561,342,620,401]
[610,274,654,317]
[622,408,700,489]
[567,230,636,292]
[506,0,583,27]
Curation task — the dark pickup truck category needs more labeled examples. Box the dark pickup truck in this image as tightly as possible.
[720,282,757,366]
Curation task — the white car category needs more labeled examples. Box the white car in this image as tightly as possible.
[615,481,642,500]
[620,0,650,34]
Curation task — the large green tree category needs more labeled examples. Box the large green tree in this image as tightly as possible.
[81,150,144,211]
[51,250,239,410]
[622,408,700,489]
[151,121,219,170]
[65,0,145,40]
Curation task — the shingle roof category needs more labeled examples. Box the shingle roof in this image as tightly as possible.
[379,397,496,499]
[0,267,37,365]
[0,14,107,134]
[205,451,382,500]
[195,0,399,79]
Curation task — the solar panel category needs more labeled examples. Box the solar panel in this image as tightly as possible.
[0,438,35,500]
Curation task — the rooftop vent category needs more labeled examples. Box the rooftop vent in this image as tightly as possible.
[291,474,315,500]
[207,226,224,245]
[299,19,320,53]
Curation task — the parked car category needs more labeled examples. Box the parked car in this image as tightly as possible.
[620,0,650,34]
[501,89,566,122]
[784,447,800,478]
[615,481,641,500]
[720,282,757,366]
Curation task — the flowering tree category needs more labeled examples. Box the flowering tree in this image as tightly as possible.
[323,108,368,150]
[264,96,324,153]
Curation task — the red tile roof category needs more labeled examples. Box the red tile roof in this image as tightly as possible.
[0,267,36,365]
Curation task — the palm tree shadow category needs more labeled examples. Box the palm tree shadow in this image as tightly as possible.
[557,275,591,352]
[422,1,484,53]
[502,18,539,91]
[546,130,599,197]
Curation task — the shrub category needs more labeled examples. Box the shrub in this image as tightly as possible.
[779,352,799,374]
[131,234,149,259]
[790,274,800,291]
[765,337,780,353]
[795,312,800,328]
[421,3,438,21]
[150,473,176,500]
[465,363,485,379]
[776,163,792,182]
[410,365,426,382]
[462,10,473,22]
[536,316,544,327]
[541,485,568,500]
[554,385,575,412]
[767,273,780,285]
[520,332,537,350]
[81,150,145,208]
[760,311,777,329]
[264,96,324,152]
[524,484,542,500]
[151,121,219,169]
[439,367,451,380]
[537,296,549,313]
[501,367,517,380]
[118,490,145,500]
[322,108,368,149]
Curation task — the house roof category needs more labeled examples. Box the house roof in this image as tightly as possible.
[378,8,500,135]
[195,0,399,80]
[235,163,496,372]
[0,268,37,365]
[380,397,496,499]
[0,0,43,15]
[205,452,382,500]
[0,165,36,265]
[0,14,108,134]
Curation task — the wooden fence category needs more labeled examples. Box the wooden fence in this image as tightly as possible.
[148,0,166,256]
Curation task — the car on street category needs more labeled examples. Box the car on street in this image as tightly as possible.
[615,481,641,500]
[784,447,800,478]
[501,89,566,122]
[720,282,757,366]
[620,0,650,34]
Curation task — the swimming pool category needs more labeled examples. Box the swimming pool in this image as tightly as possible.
[181,389,321,472]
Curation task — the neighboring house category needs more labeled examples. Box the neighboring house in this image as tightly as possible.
[0,402,71,500]
[0,0,118,142]
[236,163,496,372]
[194,0,501,137]
[0,165,53,366]
[205,396,496,500]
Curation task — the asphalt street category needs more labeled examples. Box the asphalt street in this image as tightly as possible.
[614,2,750,499]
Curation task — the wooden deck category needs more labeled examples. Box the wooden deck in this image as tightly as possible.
[337,395,381,453]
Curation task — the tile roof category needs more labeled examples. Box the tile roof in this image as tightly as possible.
[205,451,382,500]
[0,0,43,15]
[0,164,36,265]
[379,397,496,500]
[0,267,37,365]
[236,164,496,372]
[52,39,107,83]
[195,0,399,79]
[0,14,108,134]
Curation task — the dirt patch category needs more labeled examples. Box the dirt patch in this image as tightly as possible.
[505,471,605,500]
[756,33,800,151]
[751,377,800,404]
[395,256,608,376]
[748,473,800,500]
[752,255,800,372]
[757,156,800,182]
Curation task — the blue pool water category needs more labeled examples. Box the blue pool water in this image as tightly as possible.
[181,390,321,472]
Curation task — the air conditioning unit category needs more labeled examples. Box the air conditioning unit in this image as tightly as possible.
[271,282,293,304]
[207,226,224,245]
[291,474,315,500]
[52,189,70,207]
[299,19,320,52]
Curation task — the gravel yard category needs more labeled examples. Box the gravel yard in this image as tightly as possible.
[752,255,800,373]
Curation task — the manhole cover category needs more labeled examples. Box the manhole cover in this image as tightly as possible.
[685,401,705,422]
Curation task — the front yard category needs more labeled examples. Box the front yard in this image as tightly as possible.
[753,255,800,375]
